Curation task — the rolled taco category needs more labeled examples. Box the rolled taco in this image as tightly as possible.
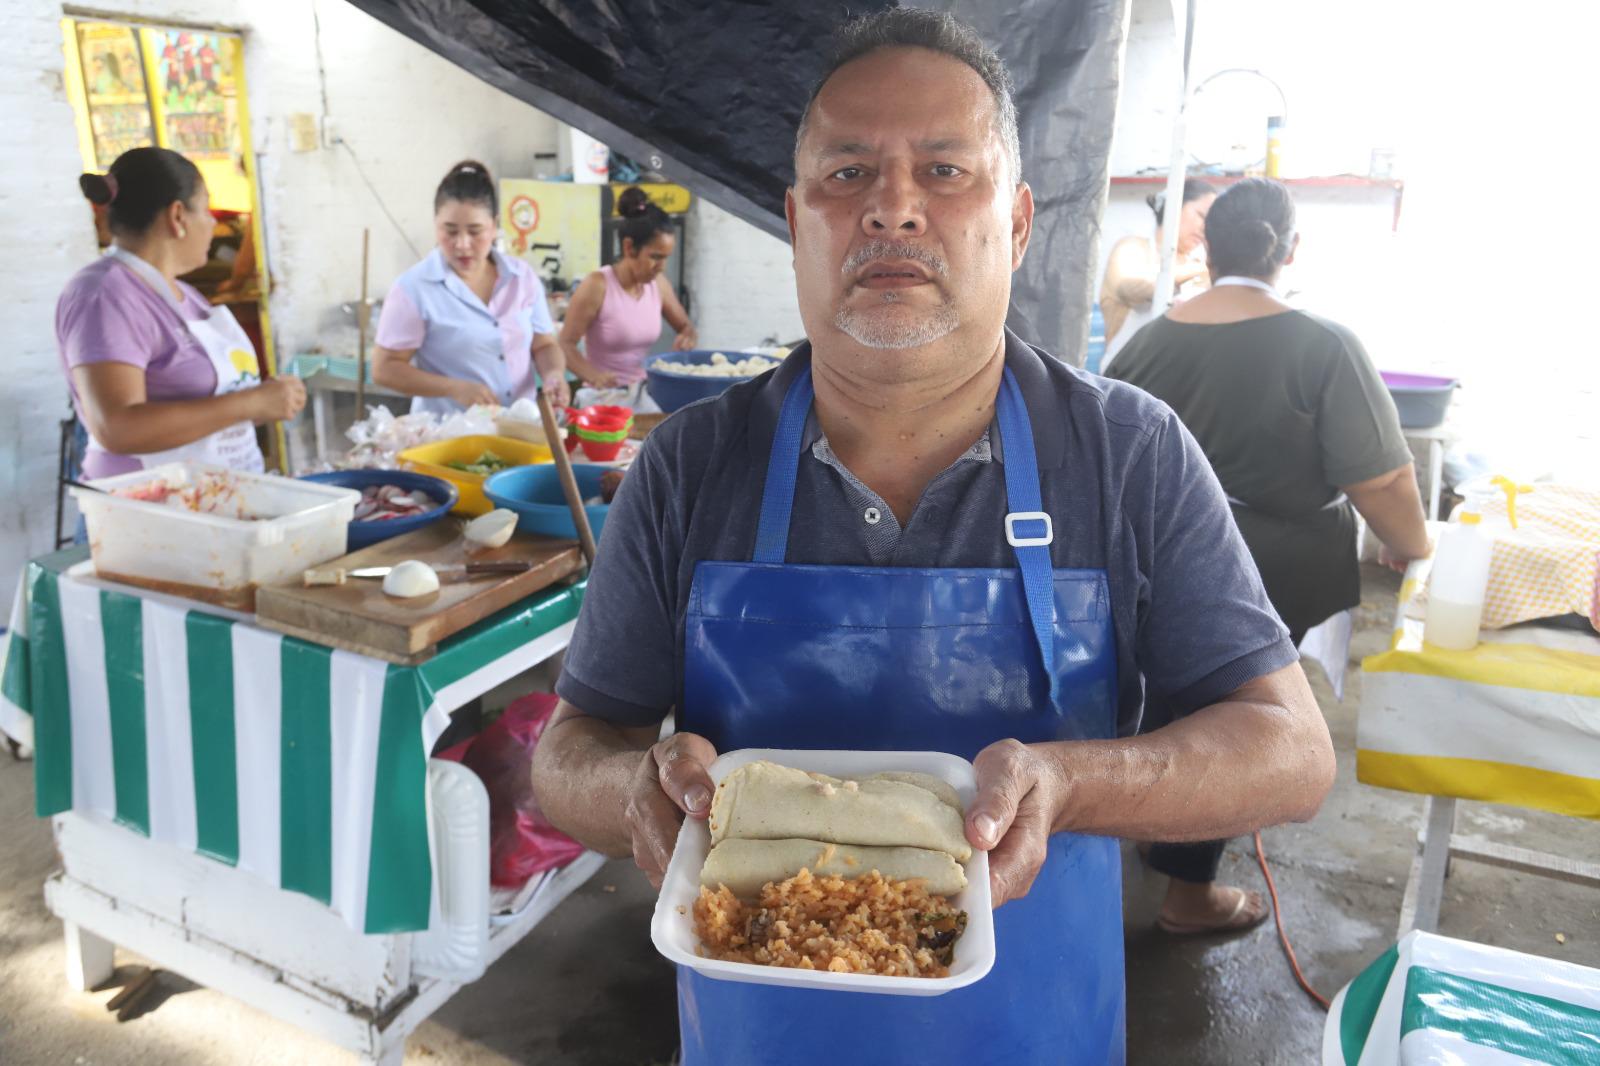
[700,838,968,898]
[708,761,972,862]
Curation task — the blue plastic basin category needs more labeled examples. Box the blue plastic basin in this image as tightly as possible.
[298,469,457,551]
[644,349,780,413]
[483,464,611,540]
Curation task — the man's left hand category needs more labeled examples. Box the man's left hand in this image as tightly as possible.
[966,739,1068,907]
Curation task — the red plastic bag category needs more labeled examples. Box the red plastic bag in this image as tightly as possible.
[437,693,586,887]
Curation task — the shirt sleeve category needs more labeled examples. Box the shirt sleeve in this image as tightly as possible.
[524,273,556,338]
[58,282,159,371]
[556,434,683,726]
[1131,407,1301,718]
[1313,323,1415,487]
[374,283,425,350]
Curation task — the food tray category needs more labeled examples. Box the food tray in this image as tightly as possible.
[71,462,359,611]
[650,748,994,997]
[398,434,553,517]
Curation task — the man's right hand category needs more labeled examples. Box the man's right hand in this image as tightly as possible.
[625,732,719,888]
[248,376,306,423]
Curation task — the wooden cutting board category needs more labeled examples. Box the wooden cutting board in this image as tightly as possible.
[254,522,583,664]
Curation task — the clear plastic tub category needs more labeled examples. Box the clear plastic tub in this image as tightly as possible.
[651,747,994,997]
[71,462,360,611]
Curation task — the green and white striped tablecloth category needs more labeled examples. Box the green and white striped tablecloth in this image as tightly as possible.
[1,549,583,934]
[1327,930,1600,1065]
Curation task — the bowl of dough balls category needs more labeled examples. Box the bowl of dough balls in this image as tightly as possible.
[644,349,784,413]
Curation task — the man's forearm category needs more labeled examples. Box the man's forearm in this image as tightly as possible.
[1045,664,1334,842]
[530,704,656,857]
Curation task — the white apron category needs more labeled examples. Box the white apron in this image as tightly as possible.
[101,247,266,473]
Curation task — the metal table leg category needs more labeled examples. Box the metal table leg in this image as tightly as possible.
[1427,438,1444,520]
[1397,795,1456,937]
[313,387,332,464]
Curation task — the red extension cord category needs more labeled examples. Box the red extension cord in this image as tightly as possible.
[1253,830,1332,1011]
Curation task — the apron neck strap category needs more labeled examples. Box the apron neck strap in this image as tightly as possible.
[107,245,184,312]
[752,361,1057,692]
[752,368,814,563]
[1212,275,1278,295]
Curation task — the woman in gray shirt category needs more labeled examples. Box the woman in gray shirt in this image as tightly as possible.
[1110,178,1429,933]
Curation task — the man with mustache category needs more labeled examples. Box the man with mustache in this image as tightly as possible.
[532,10,1335,1064]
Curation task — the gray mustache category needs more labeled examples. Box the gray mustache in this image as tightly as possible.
[842,240,949,280]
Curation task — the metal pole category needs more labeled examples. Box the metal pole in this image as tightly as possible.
[355,228,371,417]
[1152,0,1198,316]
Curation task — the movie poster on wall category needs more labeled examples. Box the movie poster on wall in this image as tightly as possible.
[76,22,155,168]
[149,29,232,158]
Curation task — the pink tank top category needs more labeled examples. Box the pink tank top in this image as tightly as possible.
[582,265,663,384]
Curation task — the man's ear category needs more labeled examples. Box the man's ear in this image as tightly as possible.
[1011,182,1034,269]
[785,187,799,247]
[1283,232,1300,267]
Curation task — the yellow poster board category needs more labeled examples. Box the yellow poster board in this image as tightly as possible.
[500,180,603,288]
[609,182,692,216]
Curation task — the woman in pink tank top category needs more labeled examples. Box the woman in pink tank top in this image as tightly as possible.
[561,187,697,389]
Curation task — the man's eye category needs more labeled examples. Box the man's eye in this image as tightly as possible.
[932,164,963,178]
[831,166,865,181]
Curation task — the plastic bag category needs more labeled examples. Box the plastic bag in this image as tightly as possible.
[437,693,586,887]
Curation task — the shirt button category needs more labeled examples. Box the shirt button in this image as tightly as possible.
[863,507,881,525]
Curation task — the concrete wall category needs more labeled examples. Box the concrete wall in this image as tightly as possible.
[684,197,801,350]
[0,0,796,604]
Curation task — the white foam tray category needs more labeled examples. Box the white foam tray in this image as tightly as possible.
[649,747,994,996]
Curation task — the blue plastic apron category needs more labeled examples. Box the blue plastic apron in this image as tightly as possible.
[678,365,1126,1065]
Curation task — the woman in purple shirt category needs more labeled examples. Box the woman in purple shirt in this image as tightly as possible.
[371,161,570,415]
[58,148,305,478]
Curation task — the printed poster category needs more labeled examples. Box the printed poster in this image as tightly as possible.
[150,30,232,158]
[76,22,154,168]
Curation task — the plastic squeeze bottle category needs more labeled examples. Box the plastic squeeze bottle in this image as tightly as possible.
[1423,499,1495,651]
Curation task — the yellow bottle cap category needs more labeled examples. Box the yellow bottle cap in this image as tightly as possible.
[1459,512,1481,525]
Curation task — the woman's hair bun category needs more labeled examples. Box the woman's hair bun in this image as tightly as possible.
[617,186,651,218]
[79,172,114,206]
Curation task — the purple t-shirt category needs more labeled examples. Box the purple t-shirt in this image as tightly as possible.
[56,254,219,478]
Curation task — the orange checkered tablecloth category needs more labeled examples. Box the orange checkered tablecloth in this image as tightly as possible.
[1471,484,1600,630]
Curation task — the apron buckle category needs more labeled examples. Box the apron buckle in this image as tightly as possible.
[1005,511,1053,548]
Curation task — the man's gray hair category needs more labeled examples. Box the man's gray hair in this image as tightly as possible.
[794,10,1023,184]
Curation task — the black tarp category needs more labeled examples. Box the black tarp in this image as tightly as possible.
[344,0,1128,364]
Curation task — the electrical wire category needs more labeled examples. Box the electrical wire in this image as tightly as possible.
[336,140,422,259]
[307,0,422,260]
[1254,830,1332,1011]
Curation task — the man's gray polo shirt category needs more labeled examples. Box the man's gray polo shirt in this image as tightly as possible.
[557,329,1298,737]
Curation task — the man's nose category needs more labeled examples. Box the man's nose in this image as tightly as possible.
[862,166,925,238]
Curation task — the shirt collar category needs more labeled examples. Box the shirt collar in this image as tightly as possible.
[418,247,518,295]
[747,328,1066,471]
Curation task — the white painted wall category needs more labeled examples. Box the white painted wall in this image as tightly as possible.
[0,0,793,605]
[683,197,802,349]
[1,0,103,606]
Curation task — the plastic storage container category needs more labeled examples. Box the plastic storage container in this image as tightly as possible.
[644,350,780,413]
[297,469,458,551]
[1381,371,1458,429]
[398,435,553,517]
[483,464,611,540]
[1424,505,1495,650]
[71,462,360,611]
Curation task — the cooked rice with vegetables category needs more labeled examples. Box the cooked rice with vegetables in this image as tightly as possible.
[693,868,967,977]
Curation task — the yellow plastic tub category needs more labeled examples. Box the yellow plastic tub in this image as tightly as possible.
[398,435,553,516]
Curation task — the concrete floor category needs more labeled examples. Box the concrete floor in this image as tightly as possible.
[1,563,1597,1065]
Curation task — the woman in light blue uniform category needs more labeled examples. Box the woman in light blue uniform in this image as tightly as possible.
[372,161,570,414]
